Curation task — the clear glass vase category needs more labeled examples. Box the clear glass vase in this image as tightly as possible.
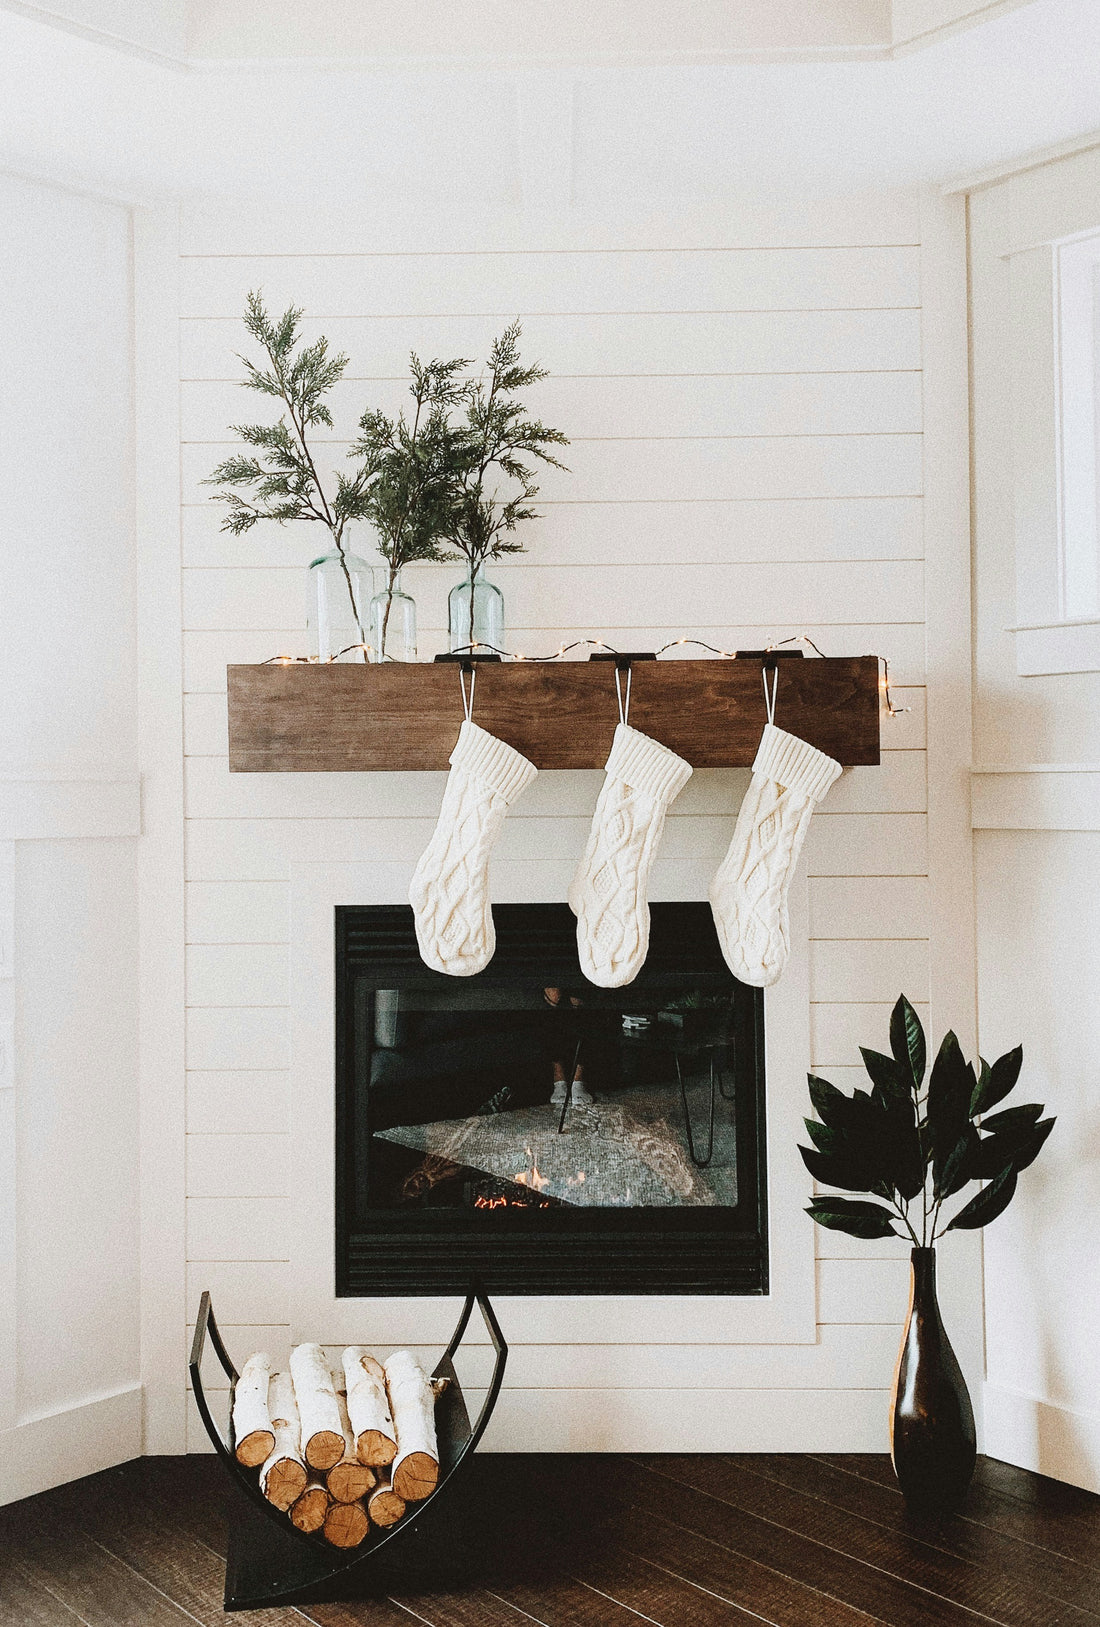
[448,572,505,654]
[370,574,418,662]
[307,549,375,662]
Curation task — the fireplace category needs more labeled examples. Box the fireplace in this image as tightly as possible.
[334,901,767,1296]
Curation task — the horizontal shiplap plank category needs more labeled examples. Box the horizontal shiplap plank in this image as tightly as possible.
[187,1132,290,1198]
[187,943,289,1006]
[186,1196,290,1260]
[182,494,925,572]
[181,558,924,633]
[187,1070,290,1134]
[880,686,925,749]
[817,1258,911,1323]
[181,309,923,380]
[183,624,929,692]
[809,938,929,1003]
[184,754,919,822]
[809,875,930,939]
[183,435,923,509]
[184,807,922,884]
[183,372,923,449]
[179,194,921,257]
[811,1000,930,1066]
[186,1007,289,1070]
[180,247,921,321]
[186,1261,290,1326]
[186,880,289,942]
[804,812,926,876]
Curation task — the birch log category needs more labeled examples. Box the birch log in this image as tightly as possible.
[343,1348,397,1467]
[232,1351,275,1467]
[367,1477,406,1528]
[289,1481,330,1534]
[326,1389,376,1504]
[323,1499,370,1548]
[289,1343,345,1471]
[259,1371,308,1511]
[384,1351,439,1502]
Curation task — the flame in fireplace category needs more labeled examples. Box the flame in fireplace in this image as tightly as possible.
[514,1145,549,1192]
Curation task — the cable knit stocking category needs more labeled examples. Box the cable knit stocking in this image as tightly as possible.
[709,723,841,987]
[569,724,693,989]
[409,721,537,977]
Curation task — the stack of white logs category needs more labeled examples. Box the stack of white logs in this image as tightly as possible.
[231,1344,441,1548]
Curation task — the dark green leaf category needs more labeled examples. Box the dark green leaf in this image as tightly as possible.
[980,1103,1042,1136]
[806,1197,900,1239]
[973,1116,1055,1178]
[936,1125,978,1198]
[798,1145,874,1194]
[860,1047,909,1104]
[927,1031,975,1191]
[807,1073,848,1129]
[946,1165,1018,1231]
[970,1045,1023,1116]
[803,1119,847,1155]
[890,995,926,1090]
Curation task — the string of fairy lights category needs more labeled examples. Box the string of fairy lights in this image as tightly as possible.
[263,632,909,718]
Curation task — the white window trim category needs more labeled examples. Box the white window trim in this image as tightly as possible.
[1007,230,1100,674]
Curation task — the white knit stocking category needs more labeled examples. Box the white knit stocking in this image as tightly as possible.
[409,720,537,977]
[568,724,693,989]
[709,723,841,987]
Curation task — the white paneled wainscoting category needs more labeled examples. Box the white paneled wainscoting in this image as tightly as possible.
[132,186,978,1455]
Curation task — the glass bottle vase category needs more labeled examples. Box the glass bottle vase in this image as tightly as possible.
[307,549,375,662]
[370,574,417,662]
[448,572,505,654]
[891,1247,976,1517]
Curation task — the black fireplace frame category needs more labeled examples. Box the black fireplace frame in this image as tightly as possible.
[334,902,768,1296]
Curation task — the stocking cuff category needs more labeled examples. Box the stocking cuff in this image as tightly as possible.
[450,720,538,804]
[753,723,842,803]
[605,723,693,805]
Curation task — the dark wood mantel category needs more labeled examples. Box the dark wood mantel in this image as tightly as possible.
[226,656,880,771]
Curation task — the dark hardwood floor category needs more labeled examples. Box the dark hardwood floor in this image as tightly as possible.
[1,1452,1098,1626]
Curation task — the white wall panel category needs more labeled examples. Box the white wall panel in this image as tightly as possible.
[186,1007,289,1070]
[186,1070,290,1134]
[809,937,929,1002]
[186,1133,290,1198]
[186,943,288,1006]
[186,1196,290,1261]
[186,880,289,943]
[179,247,921,320]
[181,309,923,380]
[811,1000,930,1065]
[809,875,930,938]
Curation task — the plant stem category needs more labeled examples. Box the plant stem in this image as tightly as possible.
[467,559,477,649]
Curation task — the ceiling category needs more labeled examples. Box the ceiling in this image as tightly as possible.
[0,0,1097,206]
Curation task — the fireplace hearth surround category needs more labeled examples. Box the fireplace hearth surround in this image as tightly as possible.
[335,902,767,1296]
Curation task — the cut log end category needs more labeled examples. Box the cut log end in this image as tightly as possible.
[234,1429,275,1468]
[392,1451,439,1503]
[304,1429,345,1472]
[356,1428,398,1468]
[327,1460,376,1504]
[289,1483,330,1533]
[263,1457,307,1512]
[367,1486,406,1528]
[323,1499,370,1548]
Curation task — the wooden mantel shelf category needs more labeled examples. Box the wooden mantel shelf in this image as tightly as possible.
[227,657,880,772]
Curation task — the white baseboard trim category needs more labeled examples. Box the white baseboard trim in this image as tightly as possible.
[0,1382,143,1506]
[984,1381,1100,1494]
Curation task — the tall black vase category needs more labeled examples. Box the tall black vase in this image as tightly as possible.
[891,1247,976,1517]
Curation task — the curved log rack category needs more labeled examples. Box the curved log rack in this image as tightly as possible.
[189,1289,508,1611]
[227,653,880,772]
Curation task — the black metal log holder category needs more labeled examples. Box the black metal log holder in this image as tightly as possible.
[189,1288,508,1611]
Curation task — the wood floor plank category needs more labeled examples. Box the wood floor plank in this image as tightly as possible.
[385,1591,542,1627]
[616,1461,985,1627]
[568,1546,799,1626]
[0,1564,92,1627]
[603,1502,883,1627]
[978,1459,1100,1543]
[748,1454,1100,1617]
[819,1456,1100,1574]
[640,1453,1098,1627]
[0,1502,200,1627]
[491,1568,679,1626]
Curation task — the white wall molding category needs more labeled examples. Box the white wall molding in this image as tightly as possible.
[0,776,140,840]
[944,129,1100,198]
[985,1382,1100,1495]
[134,204,189,1455]
[972,764,1100,829]
[0,1383,143,1505]
[1012,619,1100,677]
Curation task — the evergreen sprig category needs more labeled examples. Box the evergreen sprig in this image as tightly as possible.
[800,995,1054,1244]
[203,291,374,642]
[439,321,570,647]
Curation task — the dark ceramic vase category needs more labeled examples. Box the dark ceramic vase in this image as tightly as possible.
[891,1247,976,1517]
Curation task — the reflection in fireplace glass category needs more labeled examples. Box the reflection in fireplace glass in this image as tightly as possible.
[365,980,739,1212]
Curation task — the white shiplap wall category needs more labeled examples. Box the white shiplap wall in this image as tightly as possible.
[162,192,959,1452]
